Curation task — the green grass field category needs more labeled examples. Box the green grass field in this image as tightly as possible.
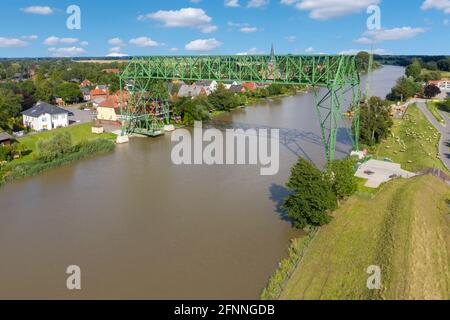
[374,105,447,173]
[17,123,116,162]
[427,102,446,125]
[280,175,450,300]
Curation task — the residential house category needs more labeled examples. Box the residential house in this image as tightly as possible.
[55,97,65,107]
[223,81,238,90]
[96,91,128,125]
[80,79,92,88]
[242,82,256,92]
[0,132,14,146]
[92,96,107,108]
[102,68,120,75]
[428,79,450,92]
[22,102,69,131]
[229,84,246,93]
[80,87,91,101]
[90,85,109,104]
[194,80,218,95]
[177,84,207,98]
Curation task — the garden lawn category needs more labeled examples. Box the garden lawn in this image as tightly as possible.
[17,123,116,162]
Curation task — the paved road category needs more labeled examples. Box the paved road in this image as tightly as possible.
[416,100,450,170]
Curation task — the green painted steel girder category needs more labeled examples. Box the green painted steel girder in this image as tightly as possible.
[119,54,361,162]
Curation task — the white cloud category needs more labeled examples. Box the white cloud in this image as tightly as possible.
[109,47,122,53]
[48,47,86,57]
[21,6,54,15]
[225,0,241,7]
[236,47,263,55]
[421,0,450,13]
[240,27,258,32]
[139,8,217,34]
[285,35,297,43]
[444,19,449,25]
[21,35,38,41]
[108,38,126,47]
[354,27,427,44]
[0,37,28,48]
[200,24,219,33]
[106,52,129,57]
[247,0,269,8]
[305,47,315,53]
[169,47,179,52]
[43,36,80,46]
[185,38,222,51]
[129,37,159,47]
[80,41,89,46]
[340,48,390,55]
[282,0,380,20]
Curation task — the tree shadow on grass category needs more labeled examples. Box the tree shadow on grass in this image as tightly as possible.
[269,183,294,224]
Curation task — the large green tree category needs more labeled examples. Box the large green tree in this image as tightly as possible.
[387,76,421,101]
[0,88,23,131]
[329,157,357,200]
[405,60,422,80]
[283,158,337,229]
[359,96,393,146]
[56,82,83,103]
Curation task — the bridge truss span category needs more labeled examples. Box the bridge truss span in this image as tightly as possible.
[119,54,361,162]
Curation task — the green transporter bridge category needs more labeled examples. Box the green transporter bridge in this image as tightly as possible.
[119,54,361,162]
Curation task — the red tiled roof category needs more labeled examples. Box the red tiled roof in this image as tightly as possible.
[90,89,109,96]
[243,82,255,91]
[98,91,128,109]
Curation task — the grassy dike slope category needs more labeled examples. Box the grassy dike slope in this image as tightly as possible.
[280,175,450,300]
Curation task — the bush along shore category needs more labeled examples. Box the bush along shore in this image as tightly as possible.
[0,133,115,187]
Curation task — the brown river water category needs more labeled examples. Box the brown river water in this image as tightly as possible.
[0,66,404,299]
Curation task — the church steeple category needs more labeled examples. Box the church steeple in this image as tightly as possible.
[269,43,275,67]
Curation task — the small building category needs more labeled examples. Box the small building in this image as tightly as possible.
[428,79,450,92]
[102,68,120,75]
[80,79,92,88]
[90,85,109,102]
[80,87,91,101]
[177,84,207,98]
[229,84,246,94]
[55,97,65,107]
[243,82,256,92]
[96,91,128,125]
[223,81,238,90]
[0,132,14,146]
[22,102,69,131]
[193,80,218,95]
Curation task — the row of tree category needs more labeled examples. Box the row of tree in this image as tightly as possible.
[171,83,298,125]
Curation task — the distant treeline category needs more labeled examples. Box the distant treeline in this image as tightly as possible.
[374,55,450,67]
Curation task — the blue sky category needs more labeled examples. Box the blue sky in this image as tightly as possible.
[0,0,449,57]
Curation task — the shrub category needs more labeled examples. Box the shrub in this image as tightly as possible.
[36,132,73,162]
[329,157,357,200]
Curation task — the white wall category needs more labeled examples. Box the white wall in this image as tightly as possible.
[23,113,69,131]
